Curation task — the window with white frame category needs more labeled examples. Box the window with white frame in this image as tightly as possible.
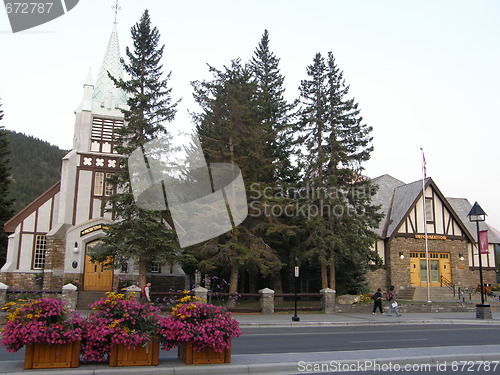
[150,262,161,273]
[33,235,47,269]
[94,172,105,196]
[105,173,114,196]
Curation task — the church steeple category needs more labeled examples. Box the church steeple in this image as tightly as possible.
[92,23,127,110]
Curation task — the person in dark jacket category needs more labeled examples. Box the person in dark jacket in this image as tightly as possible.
[372,288,383,314]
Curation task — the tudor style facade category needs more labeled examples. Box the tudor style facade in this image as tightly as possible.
[368,174,498,293]
[2,24,185,292]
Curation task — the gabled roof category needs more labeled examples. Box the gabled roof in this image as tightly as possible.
[386,178,427,238]
[372,175,476,243]
[448,197,500,244]
[4,182,60,233]
[371,174,405,237]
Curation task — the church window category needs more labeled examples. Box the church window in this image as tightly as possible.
[33,235,47,270]
[94,172,105,196]
[105,173,114,196]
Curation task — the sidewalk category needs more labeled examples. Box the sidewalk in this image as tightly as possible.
[1,312,500,375]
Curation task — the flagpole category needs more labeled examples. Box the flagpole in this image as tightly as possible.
[421,148,431,303]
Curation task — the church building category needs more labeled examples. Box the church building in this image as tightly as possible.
[367,174,498,295]
[2,24,185,292]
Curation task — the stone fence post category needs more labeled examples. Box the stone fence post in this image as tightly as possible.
[259,287,275,314]
[62,283,78,311]
[0,282,8,307]
[125,285,141,302]
[320,288,336,314]
[193,286,208,303]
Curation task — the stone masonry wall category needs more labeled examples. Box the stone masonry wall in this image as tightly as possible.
[43,236,66,289]
[365,267,387,292]
[387,237,497,289]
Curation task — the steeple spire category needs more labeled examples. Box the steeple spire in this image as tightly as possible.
[92,23,127,109]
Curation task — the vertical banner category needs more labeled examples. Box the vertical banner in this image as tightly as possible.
[479,230,489,254]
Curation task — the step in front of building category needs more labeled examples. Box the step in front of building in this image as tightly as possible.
[411,286,461,302]
[76,291,107,309]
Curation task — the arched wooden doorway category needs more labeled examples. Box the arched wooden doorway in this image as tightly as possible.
[83,240,113,291]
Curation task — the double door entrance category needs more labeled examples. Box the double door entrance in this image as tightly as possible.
[83,240,113,291]
[410,252,451,287]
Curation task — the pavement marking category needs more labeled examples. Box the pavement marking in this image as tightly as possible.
[351,338,429,343]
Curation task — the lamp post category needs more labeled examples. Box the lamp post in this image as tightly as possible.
[467,202,492,319]
[292,257,300,322]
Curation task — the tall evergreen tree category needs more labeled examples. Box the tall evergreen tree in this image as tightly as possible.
[0,101,14,267]
[298,52,381,292]
[192,60,281,296]
[249,29,298,183]
[100,10,185,288]
[249,30,300,294]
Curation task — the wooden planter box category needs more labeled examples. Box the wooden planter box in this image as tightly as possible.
[109,336,159,367]
[178,339,231,365]
[24,341,80,369]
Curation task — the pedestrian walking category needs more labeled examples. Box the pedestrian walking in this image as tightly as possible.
[141,282,151,303]
[372,288,383,314]
[386,285,401,317]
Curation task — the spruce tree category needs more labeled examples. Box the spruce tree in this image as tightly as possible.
[249,30,300,294]
[192,59,281,296]
[0,101,14,267]
[298,52,381,291]
[249,29,298,183]
[100,10,185,288]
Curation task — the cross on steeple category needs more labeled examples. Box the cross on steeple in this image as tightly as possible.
[112,0,121,23]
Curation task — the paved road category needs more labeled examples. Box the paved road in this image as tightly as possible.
[234,324,500,353]
[1,324,499,361]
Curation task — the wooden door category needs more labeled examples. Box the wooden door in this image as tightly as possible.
[439,255,451,284]
[410,257,420,286]
[83,240,113,291]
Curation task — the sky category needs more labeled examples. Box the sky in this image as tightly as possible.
[1,1,499,229]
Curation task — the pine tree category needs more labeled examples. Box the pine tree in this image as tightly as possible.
[249,30,301,294]
[0,101,14,267]
[100,10,185,288]
[249,29,298,183]
[298,52,382,292]
[192,59,281,296]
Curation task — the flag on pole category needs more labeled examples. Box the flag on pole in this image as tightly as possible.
[479,230,489,254]
[421,149,427,179]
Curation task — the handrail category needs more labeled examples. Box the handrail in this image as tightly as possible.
[440,275,455,296]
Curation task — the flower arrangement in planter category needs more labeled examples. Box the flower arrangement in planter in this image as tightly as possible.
[1,298,83,369]
[81,292,162,364]
[159,294,241,364]
[1,298,83,352]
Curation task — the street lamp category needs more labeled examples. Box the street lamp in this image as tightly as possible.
[467,202,491,319]
[292,257,300,322]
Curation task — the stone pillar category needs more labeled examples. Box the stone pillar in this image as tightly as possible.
[476,304,492,319]
[259,287,275,314]
[193,286,208,303]
[124,285,141,302]
[0,282,9,307]
[62,283,78,310]
[320,288,336,314]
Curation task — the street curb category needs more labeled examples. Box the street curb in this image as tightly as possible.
[239,318,500,328]
[2,352,500,375]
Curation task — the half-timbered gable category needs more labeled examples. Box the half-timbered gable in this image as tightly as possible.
[2,23,185,292]
[368,174,498,292]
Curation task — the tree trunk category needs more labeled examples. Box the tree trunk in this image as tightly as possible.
[320,262,328,289]
[271,272,284,303]
[138,257,147,290]
[328,255,336,291]
[227,263,239,307]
